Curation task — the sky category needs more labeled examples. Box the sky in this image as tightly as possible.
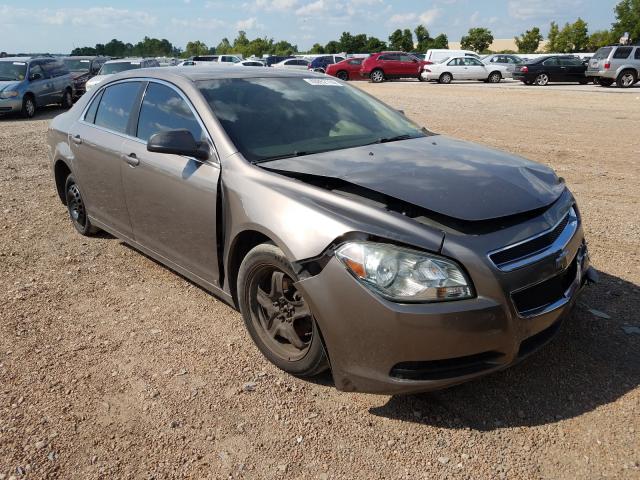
[0,0,620,53]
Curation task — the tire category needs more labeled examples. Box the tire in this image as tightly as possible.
[64,174,98,236]
[370,69,385,83]
[438,72,452,84]
[21,95,36,118]
[616,70,637,88]
[336,70,348,81]
[61,88,73,108]
[237,243,328,377]
[534,73,549,86]
[488,71,502,83]
[597,78,614,87]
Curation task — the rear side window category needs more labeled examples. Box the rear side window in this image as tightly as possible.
[94,82,142,134]
[84,90,104,123]
[613,47,632,59]
[593,47,612,60]
[560,57,583,66]
[636,48,640,60]
[136,83,203,143]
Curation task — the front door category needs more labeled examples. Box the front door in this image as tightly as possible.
[27,62,53,106]
[542,57,562,81]
[120,81,221,286]
[70,81,144,239]
[464,57,487,80]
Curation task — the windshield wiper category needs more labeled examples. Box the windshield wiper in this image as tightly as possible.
[253,150,313,164]
[364,134,416,146]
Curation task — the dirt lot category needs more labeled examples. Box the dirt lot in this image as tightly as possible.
[1,83,639,480]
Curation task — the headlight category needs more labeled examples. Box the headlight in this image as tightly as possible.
[335,241,473,302]
[0,90,19,99]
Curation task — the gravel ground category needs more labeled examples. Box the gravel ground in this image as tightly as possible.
[0,83,639,480]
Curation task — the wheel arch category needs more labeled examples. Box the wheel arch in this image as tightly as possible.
[54,159,72,205]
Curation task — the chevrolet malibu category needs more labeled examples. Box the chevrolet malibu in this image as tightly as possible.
[48,67,595,394]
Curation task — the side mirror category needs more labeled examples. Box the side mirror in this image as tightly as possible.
[29,73,42,81]
[147,129,210,161]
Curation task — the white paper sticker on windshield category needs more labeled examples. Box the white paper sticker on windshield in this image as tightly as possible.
[130,61,141,65]
[13,62,26,65]
[303,78,342,86]
[80,60,90,63]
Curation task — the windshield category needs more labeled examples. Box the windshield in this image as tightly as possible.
[63,58,91,72]
[198,77,427,163]
[593,47,612,60]
[99,62,141,75]
[0,61,27,81]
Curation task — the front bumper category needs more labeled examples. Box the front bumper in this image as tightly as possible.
[296,198,591,395]
[0,97,22,114]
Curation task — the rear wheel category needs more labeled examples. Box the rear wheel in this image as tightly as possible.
[64,174,98,236]
[21,95,36,118]
[61,88,73,108]
[438,72,452,84]
[488,71,502,83]
[237,244,328,377]
[616,70,637,88]
[370,69,384,83]
[534,73,549,86]
[336,70,348,81]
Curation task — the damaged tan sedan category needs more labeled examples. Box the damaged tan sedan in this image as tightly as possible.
[48,67,596,394]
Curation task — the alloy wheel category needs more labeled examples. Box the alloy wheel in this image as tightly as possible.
[489,72,501,83]
[371,70,384,83]
[620,73,635,88]
[25,98,35,117]
[535,73,549,86]
[249,266,313,361]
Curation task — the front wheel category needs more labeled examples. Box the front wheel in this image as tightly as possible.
[370,69,385,83]
[534,73,549,86]
[21,95,36,118]
[64,174,98,236]
[237,244,328,377]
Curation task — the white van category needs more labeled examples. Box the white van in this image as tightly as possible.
[425,49,479,64]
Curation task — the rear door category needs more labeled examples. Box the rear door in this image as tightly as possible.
[446,58,468,79]
[542,57,562,81]
[120,81,222,286]
[70,81,143,238]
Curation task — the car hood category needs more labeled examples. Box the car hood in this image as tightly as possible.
[262,136,565,222]
[0,81,21,91]
[87,74,110,85]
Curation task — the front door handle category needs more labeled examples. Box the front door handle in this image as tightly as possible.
[71,134,82,145]
[122,153,140,167]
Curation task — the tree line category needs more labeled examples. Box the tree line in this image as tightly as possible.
[70,0,639,57]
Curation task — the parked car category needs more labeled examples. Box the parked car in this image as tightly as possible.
[263,55,294,67]
[271,58,310,70]
[424,49,480,64]
[360,52,428,83]
[85,58,160,92]
[421,56,506,84]
[192,55,243,64]
[481,54,524,78]
[513,55,590,86]
[48,67,595,394]
[325,57,365,80]
[587,44,640,88]
[308,54,346,73]
[235,60,267,67]
[63,56,109,98]
[0,57,74,118]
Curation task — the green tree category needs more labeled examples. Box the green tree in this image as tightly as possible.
[612,0,640,42]
[310,43,325,54]
[184,40,209,57]
[233,31,250,56]
[388,28,413,51]
[552,18,590,52]
[414,25,432,51]
[273,40,297,56]
[215,38,232,54]
[460,28,494,52]
[587,30,617,50]
[431,33,449,49]
[365,36,387,52]
[514,27,543,53]
[324,40,341,53]
[546,21,560,52]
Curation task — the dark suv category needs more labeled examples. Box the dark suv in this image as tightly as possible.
[360,52,427,83]
[308,55,345,73]
[63,56,109,98]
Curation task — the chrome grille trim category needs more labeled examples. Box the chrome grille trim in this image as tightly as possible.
[488,207,578,272]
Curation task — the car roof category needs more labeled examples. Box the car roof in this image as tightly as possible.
[113,65,326,83]
[104,58,146,64]
[62,56,106,60]
[0,56,54,62]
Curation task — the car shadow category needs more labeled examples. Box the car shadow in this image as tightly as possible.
[0,105,67,122]
[368,269,640,430]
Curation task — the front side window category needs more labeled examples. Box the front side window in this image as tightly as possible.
[0,61,27,81]
[464,58,483,66]
[28,64,43,80]
[64,58,91,72]
[94,82,142,134]
[348,59,363,65]
[613,47,632,59]
[136,83,203,143]
[197,77,426,163]
[560,57,583,66]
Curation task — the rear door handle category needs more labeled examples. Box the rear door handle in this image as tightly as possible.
[71,134,82,145]
[122,153,139,167]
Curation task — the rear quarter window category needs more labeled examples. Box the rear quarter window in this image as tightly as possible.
[613,47,633,59]
[593,47,612,60]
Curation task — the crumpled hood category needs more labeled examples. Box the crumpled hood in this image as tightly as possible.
[263,136,565,222]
